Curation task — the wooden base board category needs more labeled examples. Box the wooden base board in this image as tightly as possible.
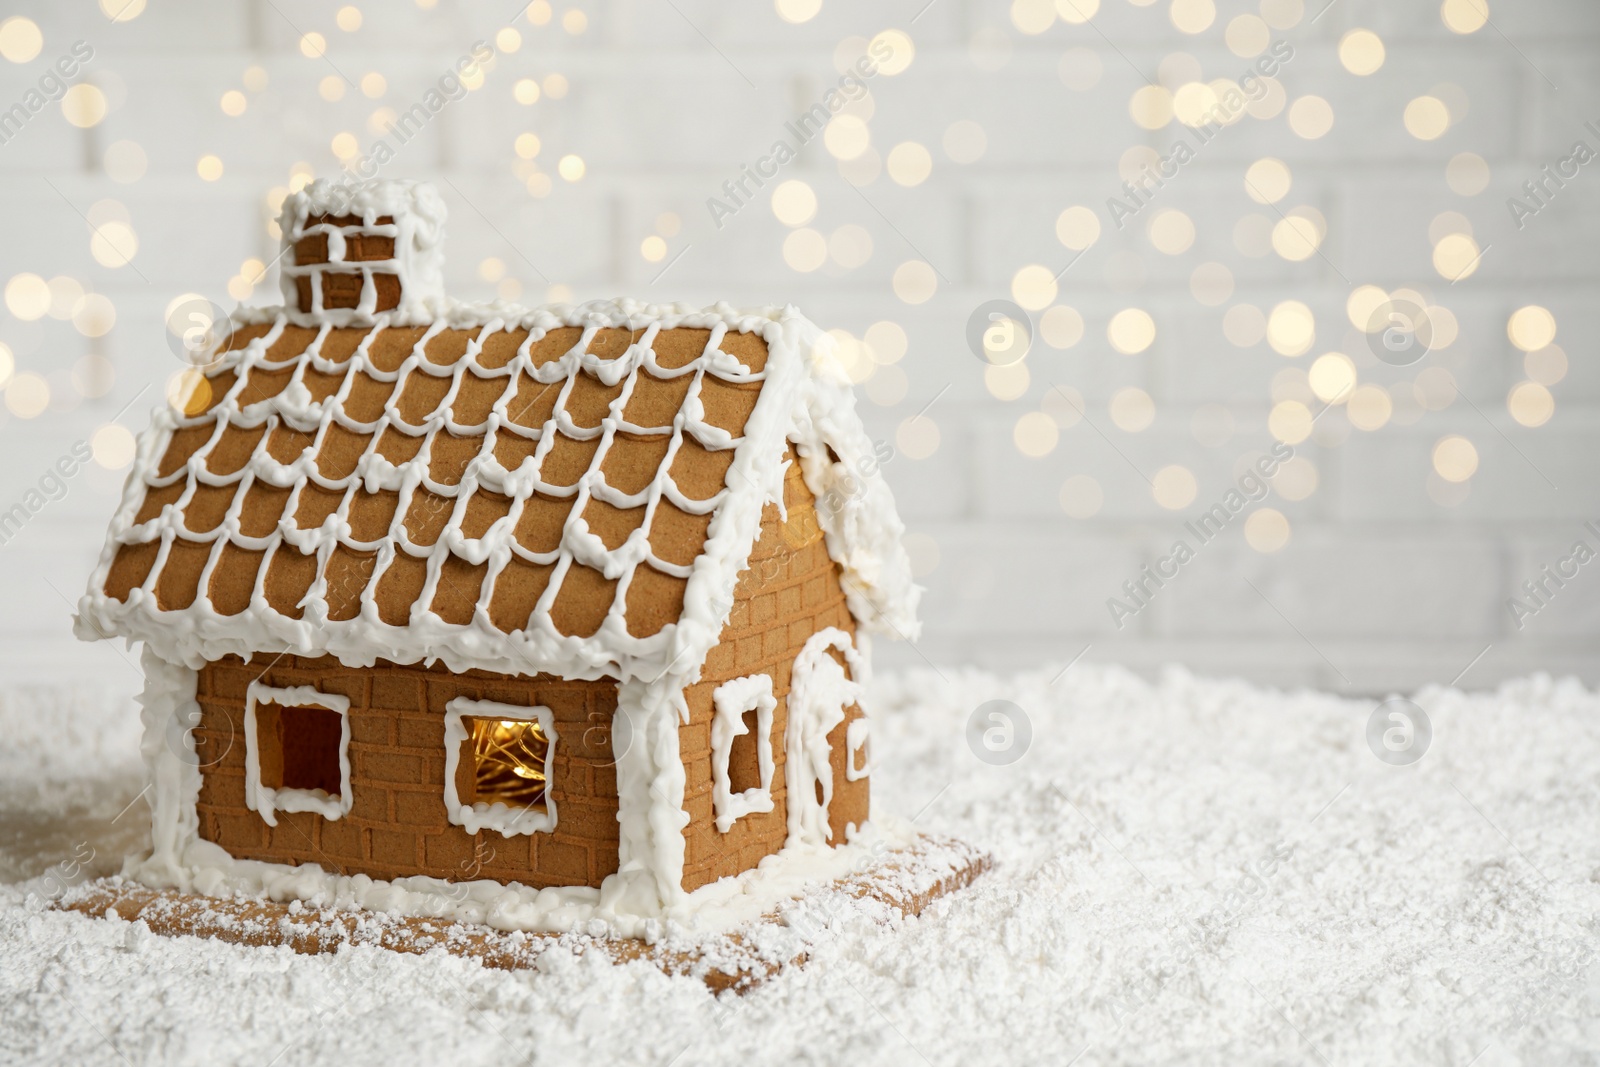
[55,835,989,994]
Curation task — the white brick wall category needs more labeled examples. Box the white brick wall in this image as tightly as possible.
[0,0,1596,693]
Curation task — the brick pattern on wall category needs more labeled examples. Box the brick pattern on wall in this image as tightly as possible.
[679,447,864,893]
[194,654,622,888]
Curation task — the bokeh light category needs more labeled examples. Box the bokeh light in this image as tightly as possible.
[1109,387,1155,432]
[1244,509,1290,552]
[1152,464,1198,509]
[1108,308,1156,354]
[1507,305,1556,351]
[1432,435,1479,482]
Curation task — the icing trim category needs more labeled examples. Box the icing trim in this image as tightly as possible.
[242,682,353,827]
[441,698,558,838]
[710,673,778,834]
[784,627,866,847]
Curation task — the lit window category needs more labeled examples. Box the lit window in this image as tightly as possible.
[244,683,352,825]
[443,698,558,836]
[711,675,778,833]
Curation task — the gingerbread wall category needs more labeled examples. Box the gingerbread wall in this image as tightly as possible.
[193,655,622,887]
[679,448,867,893]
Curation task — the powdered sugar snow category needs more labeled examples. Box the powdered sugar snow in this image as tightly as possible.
[3,663,1598,1065]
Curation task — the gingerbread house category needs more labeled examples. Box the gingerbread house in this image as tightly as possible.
[74,179,920,933]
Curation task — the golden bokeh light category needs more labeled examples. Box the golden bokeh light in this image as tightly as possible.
[4,372,50,419]
[1148,210,1195,255]
[514,132,542,159]
[1152,464,1198,509]
[985,362,1031,401]
[824,115,870,160]
[1507,305,1556,351]
[1011,0,1056,34]
[1173,81,1220,127]
[90,221,138,268]
[1109,387,1155,432]
[0,16,43,63]
[62,84,108,128]
[513,78,539,104]
[1432,435,1478,482]
[1524,344,1567,385]
[1226,14,1269,56]
[1441,0,1489,33]
[1170,0,1215,34]
[5,273,49,321]
[892,260,937,304]
[1346,285,1388,330]
[1347,384,1393,431]
[1190,262,1234,306]
[864,321,907,364]
[196,154,224,181]
[1260,0,1304,29]
[1271,211,1322,262]
[319,75,346,102]
[886,141,933,186]
[1269,400,1312,444]
[91,424,137,470]
[1056,205,1101,250]
[1244,509,1291,553]
[1338,29,1386,75]
[1059,475,1104,519]
[557,154,585,181]
[782,228,827,272]
[1245,158,1292,204]
[1404,96,1451,140]
[1011,265,1058,311]
[943,120,987,163]
[1130,85,1175,130]
[1043,384,1084,428]
[825,225,870,269]
[299,32,327,58]
[562,9,588,33]
[1267,300,1314,356]
[1287,95,1334,139]
[1273,457,1319,501]
[869,29,915,75]
[1432,233,1481,280]
[1014,411,1060,457]
[1041,305,1085,349]
[895,416,940,459]
[776,0,823,24]
[220,90,247,116]
[1055,0,1101,22]
[1507,381,1554,428]
[1108,308,1156,354]
[1308,352,1356,402]
[1223,303,1267,347]
[770,180,817,227]
[337,5,363,30]
[1446,152,1490,195]
[639,236,667,263]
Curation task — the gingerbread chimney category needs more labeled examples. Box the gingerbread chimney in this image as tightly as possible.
[276,178,447,323]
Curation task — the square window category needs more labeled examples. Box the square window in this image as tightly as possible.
[443,699,558,837]
[711,674,777,833]
[244,683,352,826]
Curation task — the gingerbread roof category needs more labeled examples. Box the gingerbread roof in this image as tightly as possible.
[76,301,919,682]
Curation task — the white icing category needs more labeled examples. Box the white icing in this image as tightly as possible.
[277,178,448,326]
[710,673,778,833]
[75,301,914,695]
[785,628,867,847]
[242,682,353,826]
[440,698,558,837]
[845,715,871,782]
[131,648,204,886]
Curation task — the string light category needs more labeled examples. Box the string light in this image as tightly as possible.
[469,718,549,806]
